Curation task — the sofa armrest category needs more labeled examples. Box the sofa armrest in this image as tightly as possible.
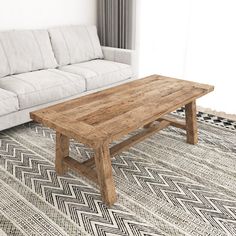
[102,46,134,65]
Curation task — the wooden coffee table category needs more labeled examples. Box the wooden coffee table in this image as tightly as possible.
[30,75,214,206]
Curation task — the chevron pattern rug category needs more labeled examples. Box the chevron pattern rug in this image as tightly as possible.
[0,111,236,236]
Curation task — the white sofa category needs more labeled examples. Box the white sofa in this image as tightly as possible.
[0,25,134,131]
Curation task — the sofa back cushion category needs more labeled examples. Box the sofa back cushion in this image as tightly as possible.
[49,25,103,66]
[0,30,57,78]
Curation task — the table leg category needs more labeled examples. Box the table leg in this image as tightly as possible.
[185,100,198,144]
[94,143,117,206]
[55,132,69,175]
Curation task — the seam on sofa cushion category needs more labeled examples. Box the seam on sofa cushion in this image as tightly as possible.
[31,31,45,69]
[48,69,88,91]
[0,96,18,102]
[3,70,85,96]
[67,64,99,77]
[60,29,71,65]
[0,110,19,118]
[69,61,127,77]
[10,75,38,91]
[14,78,85,96]
[56,68,89,91]
[59,69,89,89]
[62,65,131,77]
[8,32,20,74]
[85,67,132,78]
[61,66,132,91]
[47,69,84,85]
[0,38,12,75]
[85,26,96,59]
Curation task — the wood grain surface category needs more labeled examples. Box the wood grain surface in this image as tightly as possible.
[30,74,214,206]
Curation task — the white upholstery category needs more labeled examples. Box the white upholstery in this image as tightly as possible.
[0,88,19,116]
[60,59,133,90]
[0,69,86,109]
[102,46,134,65]
[49,25,103,66]
[0,30,57,78]
[0,25,135,131]
[0,77,138,131]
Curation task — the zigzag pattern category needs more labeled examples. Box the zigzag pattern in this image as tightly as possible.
[112,152,236,234]
[0,133,161,236]
[27,123,236,235]
[29,123,94,161]
[173,108,236,130]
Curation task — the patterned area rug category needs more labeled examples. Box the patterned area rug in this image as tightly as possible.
[0,110,236,236]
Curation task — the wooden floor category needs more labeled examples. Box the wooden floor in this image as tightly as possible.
[30,74,214,206]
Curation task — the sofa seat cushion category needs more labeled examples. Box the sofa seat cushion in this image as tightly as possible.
[0,70,86,109]
[0,88,19,116]
[0,30,57,78]
[49,25,103,66]
[59,60,133,90]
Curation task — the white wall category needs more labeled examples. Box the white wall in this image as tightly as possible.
[138,0,190,79]
[138,0,236,115]
[0,0,97,30]
[184,0,236,114]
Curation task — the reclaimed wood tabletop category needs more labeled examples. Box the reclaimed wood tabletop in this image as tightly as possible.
[30,74,214,206]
